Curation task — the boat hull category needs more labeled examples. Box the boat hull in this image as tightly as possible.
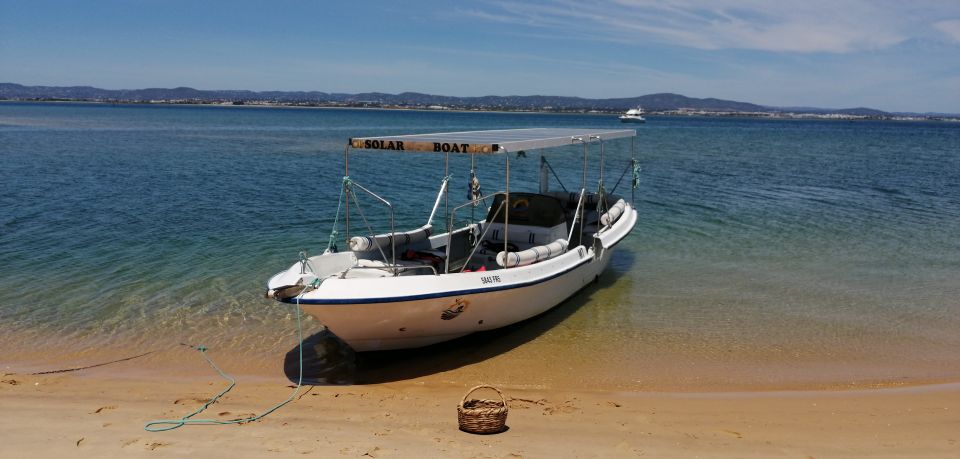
[281,203,636,352]
[293,244,615,351]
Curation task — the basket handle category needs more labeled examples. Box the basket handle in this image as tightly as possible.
[460,385,506,407]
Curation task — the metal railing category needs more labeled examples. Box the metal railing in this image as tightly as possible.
[567,188,587,247]
[445,191,508,274]
[344,179,396,274]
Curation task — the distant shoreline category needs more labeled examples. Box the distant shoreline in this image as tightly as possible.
[4,98,959,122]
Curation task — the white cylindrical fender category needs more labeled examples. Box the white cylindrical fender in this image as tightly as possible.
[496,239,568,268]
[349,224,433,252]
[600,199,627,226]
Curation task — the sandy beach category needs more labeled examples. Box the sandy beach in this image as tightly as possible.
[2,350,957,458]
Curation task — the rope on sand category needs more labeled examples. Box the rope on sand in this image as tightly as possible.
[143,294,305,432]
[31,351,156,375]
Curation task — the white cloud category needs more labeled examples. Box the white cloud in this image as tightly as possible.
[466,0,960,53]
[934,19,960,43]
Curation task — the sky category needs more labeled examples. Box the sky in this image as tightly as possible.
[1,0,959,113]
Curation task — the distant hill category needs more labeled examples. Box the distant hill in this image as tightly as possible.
[0,82,891,116]
[775,106,890,117]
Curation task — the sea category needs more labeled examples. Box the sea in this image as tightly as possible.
[2,101,959,391]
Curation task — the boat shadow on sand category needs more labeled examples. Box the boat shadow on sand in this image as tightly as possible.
[283,250,635,385]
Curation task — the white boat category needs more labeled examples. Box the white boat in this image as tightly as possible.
[266,128,640,351]
[619,107,646,123]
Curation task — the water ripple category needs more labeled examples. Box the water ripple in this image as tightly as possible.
[2,102,959,388]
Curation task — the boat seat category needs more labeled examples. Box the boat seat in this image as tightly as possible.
[482,192,568,249]
[547,191,605,210]
[482,222,567,249]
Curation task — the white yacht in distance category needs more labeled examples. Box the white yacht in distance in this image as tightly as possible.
[619,107,646,123]
[266,128,640,351]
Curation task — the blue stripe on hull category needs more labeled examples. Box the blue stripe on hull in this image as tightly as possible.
[284,255,595,305]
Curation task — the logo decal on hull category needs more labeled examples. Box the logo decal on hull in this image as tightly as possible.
[441,298,468,320]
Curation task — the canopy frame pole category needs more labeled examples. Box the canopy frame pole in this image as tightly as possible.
[426,178,449,227]
[596,136,605,190]
[504,149,510,267]
[343,145,351,243]
[470,153,476,223]
[578,137,588,191]
[348,180,396,274]
[448,192,507,274]
[574,137,589,248]
[631,135,636,204]
[444,151,450,235]
[593,135,605,238]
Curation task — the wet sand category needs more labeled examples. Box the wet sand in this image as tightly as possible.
[2,352,958,458]
[2,313,958,457]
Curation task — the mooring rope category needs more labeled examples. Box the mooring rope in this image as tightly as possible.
[143,293,305,432]
[325,176,350,253]
[542,156,568,193]
[30,350,157,375]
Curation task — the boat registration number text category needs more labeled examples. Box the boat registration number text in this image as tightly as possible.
[480,275,501,285]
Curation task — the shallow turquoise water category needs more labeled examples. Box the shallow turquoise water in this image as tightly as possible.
[2,102,959,389]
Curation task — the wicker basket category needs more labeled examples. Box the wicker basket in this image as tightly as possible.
[457,385,508,434]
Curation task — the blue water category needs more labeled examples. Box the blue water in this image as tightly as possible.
[2,102,959,389]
